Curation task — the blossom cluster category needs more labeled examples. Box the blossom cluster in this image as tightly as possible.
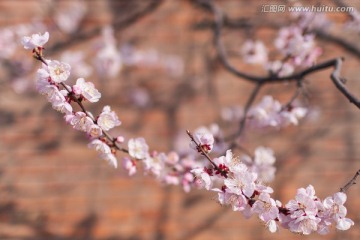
[241,8,323,77]
[190,144,354,234]
[22,31,354,235]
[221,95,308,129]
[248,95,308,128]
[22,32,121,168]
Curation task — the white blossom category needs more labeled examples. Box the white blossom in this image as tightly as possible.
[128,138,149,159]
[48,60,71,83]
[97,106,121,131]
[73,78,101,103]
[21,31,49,50]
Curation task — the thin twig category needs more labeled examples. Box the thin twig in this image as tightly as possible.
[340,169,360,192]
[48,0,163,53]
[330,58,360,109]
[224,83,262,141]
[186,130,220,171]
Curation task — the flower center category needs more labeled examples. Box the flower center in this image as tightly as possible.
[54,67,64,76]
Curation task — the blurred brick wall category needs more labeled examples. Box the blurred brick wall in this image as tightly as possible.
[1,0,360,239]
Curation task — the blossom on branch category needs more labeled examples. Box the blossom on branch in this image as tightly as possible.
[248,95,307,128]
[48,60,71,83]
[65,111,94,133]
[73,78,101,103]
[190,127,214,153]
[21,31,49,50]
[128,138,149,160]
[97,106,121,131]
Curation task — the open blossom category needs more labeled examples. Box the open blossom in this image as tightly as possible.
[87,124,103,138]
[288,215,321,235]
[73,78,101,103]
[252,193,280,233]
[97,106,121,131]
[51,95,73,115]
[21,31,49,50]
[47,60,71,83]
[65,111,94,132]
[190,127,214,153]
[249,95,282,127]
[191,168,212,190]
[285,185,322,234]
[248,95,307,128]
[275,26,321,67]
[280,106,308,126]
[214,150,247,175]
[224,169,257,198]
[323,192,354,231]
[213,188,248,212]
[128,138,149,159]
[88,139,117,168]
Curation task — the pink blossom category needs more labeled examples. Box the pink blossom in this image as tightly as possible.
[285,185,322,234]
[252,193,279,224]
[213,188,248,212]
[214,150,247,175]
[248,95,282,127]
[248,96,307,128]
[191,168,212,190]
[97,106,121,131]
[182,172,194,192]
[275,26,321,68]
[47,60,71,83]
[122,157,137,176]
[190,127,214,153]
[241,40,268,65]
[73,78,101,103]
[280,106,308,126]
[323,192,354,231]
[21,32,49,50]
[143,152,166,177]
[87,124,103,138]
[165,151,179,165]
[224,170,257,198]
[286,185,318,218]
[288,215,321,235]
[65,111,94,132]
[128,138,149,159]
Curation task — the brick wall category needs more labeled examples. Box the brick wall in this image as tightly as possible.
[1,0,360,239]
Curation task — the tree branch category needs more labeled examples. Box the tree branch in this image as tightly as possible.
[48,0,163,53]
[340,169,360,192]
